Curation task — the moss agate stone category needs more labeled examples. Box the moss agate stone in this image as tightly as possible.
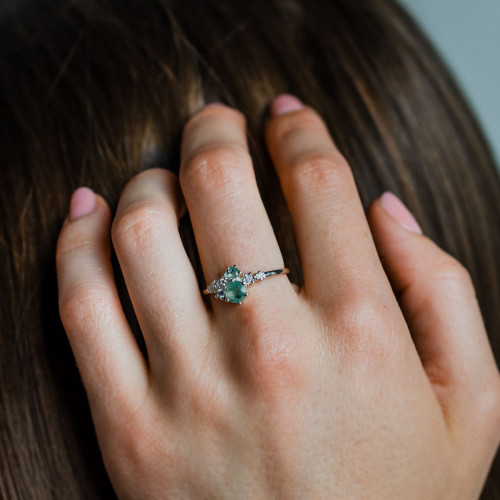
[224,280,247,304]
[224,266,240,280]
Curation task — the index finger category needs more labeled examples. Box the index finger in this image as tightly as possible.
[265,95,391,308]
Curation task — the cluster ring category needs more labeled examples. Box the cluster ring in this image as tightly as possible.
[203,265,290,305]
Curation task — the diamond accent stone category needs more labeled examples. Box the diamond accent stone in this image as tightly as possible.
[242,273,254,285]
[215,289,225,300]
[207,280,221,293]
[254,271,266,281]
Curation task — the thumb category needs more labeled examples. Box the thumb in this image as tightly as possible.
[367,192,500,433]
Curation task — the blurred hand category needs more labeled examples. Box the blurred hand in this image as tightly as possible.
[56,95,500,499]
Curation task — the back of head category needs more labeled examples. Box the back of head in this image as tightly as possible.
[1,0,499,497]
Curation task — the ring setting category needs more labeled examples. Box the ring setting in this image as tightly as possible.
[203,265,289,305]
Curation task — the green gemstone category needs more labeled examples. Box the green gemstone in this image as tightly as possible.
[224,266,240,280]
[224,281,247,304]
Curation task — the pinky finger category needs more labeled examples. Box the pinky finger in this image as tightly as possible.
[56,188,149,427]
[367,193,500,449]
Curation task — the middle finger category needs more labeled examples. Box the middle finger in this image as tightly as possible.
[265,98,392,308]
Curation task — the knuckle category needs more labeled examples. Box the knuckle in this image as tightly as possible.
[476,374,500,427]
[334,292,403,365]
[56,230,98,263]
[108,404,165,475]
[59,283,111,327]
[329,286,381,325]
[432,254,475,294]
[253,337,306,398]
[112,201,173,249]
[284,151,354,195]
[180,146,252,194]
[241,308,309,399]
[183,376,231,433]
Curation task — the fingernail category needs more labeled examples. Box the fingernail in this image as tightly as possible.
[380,192,423,235]
[69,187,96,221]
[270,94,303,117]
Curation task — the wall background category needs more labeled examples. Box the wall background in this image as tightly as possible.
[399,0,500,164]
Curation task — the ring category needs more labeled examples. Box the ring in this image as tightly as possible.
[203,265,290,305]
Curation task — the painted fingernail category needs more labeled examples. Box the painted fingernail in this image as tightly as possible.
[270,94,303,116]
[69,187,96,221]
[380,192,423,235]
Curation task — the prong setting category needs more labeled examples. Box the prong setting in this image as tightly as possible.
[204,266,289,304]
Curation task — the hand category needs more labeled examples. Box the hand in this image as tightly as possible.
[56,95,500,499]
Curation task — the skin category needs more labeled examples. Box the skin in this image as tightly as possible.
[56,96,500,499]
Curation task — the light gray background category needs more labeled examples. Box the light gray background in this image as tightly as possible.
[399,0,500,164]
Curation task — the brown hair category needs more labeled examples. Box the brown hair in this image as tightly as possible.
[1,0,499,497]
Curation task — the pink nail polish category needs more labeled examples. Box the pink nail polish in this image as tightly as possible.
[69,187,96,221]
[270,94,303,116]
[380,192,423,235]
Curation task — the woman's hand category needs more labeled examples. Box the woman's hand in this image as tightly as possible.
[56,95,500,499]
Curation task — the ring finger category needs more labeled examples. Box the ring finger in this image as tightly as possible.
[179,104,295,313]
